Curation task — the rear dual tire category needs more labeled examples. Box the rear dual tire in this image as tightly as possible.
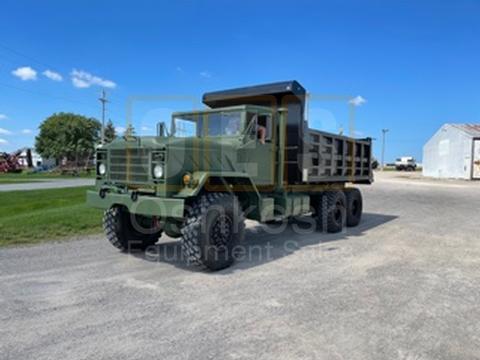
[315,188,363,233]
[316,191,346,233]
[345,188,363,227]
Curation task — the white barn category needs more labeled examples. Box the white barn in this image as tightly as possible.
[423,124,480,180]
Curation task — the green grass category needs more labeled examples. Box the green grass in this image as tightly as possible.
[0,186,102,246]
[0,178,43,184]
[0,170,95,181]
[0,170,93,184]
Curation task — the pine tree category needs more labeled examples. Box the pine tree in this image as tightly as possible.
[104,120,116,143]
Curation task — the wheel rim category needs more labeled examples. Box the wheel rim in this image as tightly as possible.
[112,208,122,232]
[211,214,233,247]
[132,214,161,235]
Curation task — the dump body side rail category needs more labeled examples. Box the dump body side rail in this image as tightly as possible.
[302,129,373,184]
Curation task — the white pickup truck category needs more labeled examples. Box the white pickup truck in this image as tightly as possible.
[395,156,417,171]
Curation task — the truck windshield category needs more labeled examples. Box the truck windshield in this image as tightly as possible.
[172,115,202,138]
[172,111,242,137]
[205,112,242,136]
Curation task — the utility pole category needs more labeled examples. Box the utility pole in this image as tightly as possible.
[381,128,389,170]
[98,89,109,145]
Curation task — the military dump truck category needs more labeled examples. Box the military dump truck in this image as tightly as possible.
[87,81,373,270]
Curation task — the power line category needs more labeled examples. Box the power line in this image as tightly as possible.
[0,42,57,70]
[0,81,98,110]
[0,42,125,122]
[0,44,88,108]
[0,55,25,67]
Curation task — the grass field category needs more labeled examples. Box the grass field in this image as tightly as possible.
[0,171,94,184]
[0,178,43,184]
[0,170,95,180]
[0,186,102,247]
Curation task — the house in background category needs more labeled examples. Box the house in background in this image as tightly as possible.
[17,148,55,168]
[423,124,480,180]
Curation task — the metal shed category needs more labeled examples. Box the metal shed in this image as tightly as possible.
[423,124,480,180]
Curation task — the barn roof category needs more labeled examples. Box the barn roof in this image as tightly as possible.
[450,124,480,137]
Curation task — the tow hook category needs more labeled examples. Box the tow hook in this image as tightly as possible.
[131,191,138,202]
[99,189,107,199]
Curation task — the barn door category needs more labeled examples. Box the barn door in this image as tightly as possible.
[473,139,480,179]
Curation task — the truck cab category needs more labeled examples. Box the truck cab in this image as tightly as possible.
[170,105,276,185]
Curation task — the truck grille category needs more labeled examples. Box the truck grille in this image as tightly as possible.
[109,148,150,183]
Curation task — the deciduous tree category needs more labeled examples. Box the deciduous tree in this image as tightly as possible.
[35,112,100,168]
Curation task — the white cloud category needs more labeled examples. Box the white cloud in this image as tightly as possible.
[0,114,7,120]
[71,77,90,88]
[200,71,212,78]
[43,69,63,81]
[349,95,367,107]
[0,138,8,145]
[115,126,126,134]
[21,129,32,134]
[72,77,90,88]
[12,66,37,81]
[141,126,151,131]
[71,69,116,89]
[0,127,13,135]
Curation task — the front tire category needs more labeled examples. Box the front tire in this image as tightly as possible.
[103,206,162,251]
[181,193,245,271]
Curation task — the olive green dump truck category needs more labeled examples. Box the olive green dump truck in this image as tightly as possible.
[87,81,373,270]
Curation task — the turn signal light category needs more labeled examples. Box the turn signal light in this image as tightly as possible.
[183,173,192,186]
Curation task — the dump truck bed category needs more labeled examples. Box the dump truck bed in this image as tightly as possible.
[203,80,373,184]
[302,128,373,184]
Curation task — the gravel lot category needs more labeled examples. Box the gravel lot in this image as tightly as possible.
[1,172,480,360]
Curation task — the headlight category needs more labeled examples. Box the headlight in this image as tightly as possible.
[153,164,164,179]
[98,163,106,176]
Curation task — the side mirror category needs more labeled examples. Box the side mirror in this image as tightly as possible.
[157,121,169,137]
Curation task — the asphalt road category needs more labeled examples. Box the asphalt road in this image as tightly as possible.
[0,179,95,192]
[1,172,480,360]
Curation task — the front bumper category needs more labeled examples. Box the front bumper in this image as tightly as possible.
[86,190,185,219]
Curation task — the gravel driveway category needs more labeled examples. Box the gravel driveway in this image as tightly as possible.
[1,172,479,360]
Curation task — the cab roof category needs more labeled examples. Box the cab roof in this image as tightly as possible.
[202,80,306,108]
[172,104,272,117]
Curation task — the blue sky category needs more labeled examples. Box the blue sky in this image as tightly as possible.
[1,0,479,162]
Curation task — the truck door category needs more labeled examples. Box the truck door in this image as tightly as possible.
[239,113,276,186]
[473,139,480,179]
